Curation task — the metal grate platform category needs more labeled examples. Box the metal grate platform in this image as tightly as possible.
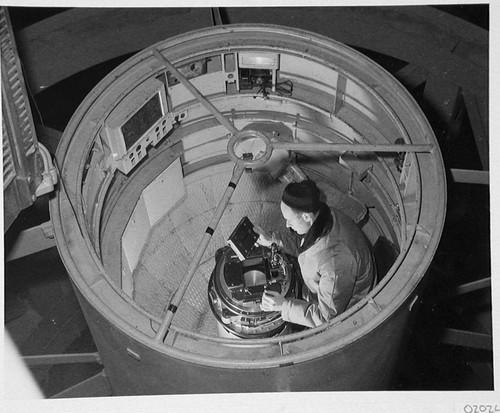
[133,166,288,334]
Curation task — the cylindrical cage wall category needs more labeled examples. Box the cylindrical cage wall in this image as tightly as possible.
[50,24,446,394]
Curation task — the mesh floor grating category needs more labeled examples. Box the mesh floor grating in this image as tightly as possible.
[133,167,287,335]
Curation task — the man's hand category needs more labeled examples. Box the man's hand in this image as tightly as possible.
[253,225,274,247]
[261,290,286,312]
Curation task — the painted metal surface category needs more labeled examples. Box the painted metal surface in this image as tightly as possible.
[1,8,41,230]
[50,24,446,394]
[77,284,421,393]
[5,221,56,261]
[16,7,487,168]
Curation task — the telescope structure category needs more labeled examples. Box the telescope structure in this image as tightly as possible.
[3,7,490,398]
[50,24,446,394]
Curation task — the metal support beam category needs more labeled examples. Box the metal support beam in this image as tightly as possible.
[393,63,427,91]
[152,48,239,136]
[210,8,223,26]
[463,91,489,170]
[450,168,489,185]
[431,275,491,301]
[423,73,462,127]
[272,142,433,153]
[332,74,347,115]
[454,278,491,296]
[23,352,101,366]
[441,328,492,351]
[154,161,246,342]
[50,370,112,398]
[5,220,56,261]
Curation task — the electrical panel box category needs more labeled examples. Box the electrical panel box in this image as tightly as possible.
[101,77,174,174]
[238,52,280,92]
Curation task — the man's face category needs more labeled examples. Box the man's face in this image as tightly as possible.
[280,202,312,235]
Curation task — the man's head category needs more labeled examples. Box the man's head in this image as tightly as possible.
[280,180,321,235]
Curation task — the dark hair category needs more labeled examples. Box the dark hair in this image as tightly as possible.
[281,180,321,213]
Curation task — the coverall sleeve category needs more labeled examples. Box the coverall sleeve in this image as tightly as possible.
[271,229,300,257]
[280,249,357,328]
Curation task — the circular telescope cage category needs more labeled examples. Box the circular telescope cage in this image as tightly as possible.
[50,24,446,394]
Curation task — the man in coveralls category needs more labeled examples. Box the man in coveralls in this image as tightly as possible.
[255,180,376,328]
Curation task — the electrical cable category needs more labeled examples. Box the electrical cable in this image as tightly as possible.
[275,79,294,97]
[150,318,158,333]
[37,142,50,172]
[257,78,294,99]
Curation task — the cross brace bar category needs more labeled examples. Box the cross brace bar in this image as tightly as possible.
[51,370,112,398]
[23,352,102,366]
[441,328,492,351]
[154,162,246,342]
[152,48,238,136]
[272,142,434,153]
